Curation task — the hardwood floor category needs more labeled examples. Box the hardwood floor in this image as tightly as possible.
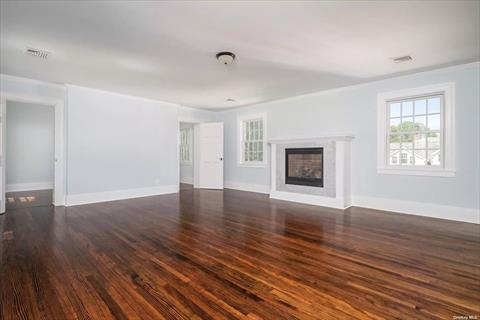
[1,187,479,319]
[5,189,53,210]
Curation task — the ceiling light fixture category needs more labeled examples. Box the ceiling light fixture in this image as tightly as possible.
[393,55,413,63]
[26,47,50,59]
[216,51,236,65]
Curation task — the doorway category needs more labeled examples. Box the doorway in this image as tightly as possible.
[5,101,55,209]
[0,94,66,213]
[178,121,224,191]
[179,122,194,191]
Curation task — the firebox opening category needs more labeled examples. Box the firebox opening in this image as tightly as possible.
[285,147,324,187]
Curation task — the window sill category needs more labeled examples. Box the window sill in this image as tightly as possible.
[237,162,268,168]
[377,167,455,177]
[180,161,193,165]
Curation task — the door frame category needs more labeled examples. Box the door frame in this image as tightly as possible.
[0,93,66,212]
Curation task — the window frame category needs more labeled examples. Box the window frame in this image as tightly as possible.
[237,113,267,167]
[377,83,455,177]
[179,127,192,164]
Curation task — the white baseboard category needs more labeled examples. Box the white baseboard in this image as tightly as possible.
[352,196,479,224]
[223,181,479,224]
[224,181,270,194]
[6,181,54,192]
[66,185,179,206]
[270,190,349,209]
[180,177,193,184]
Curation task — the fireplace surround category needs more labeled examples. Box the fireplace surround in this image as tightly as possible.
[285,147,323,187]
[269,135,353,209]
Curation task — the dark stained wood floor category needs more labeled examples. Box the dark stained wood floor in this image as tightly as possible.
[5,189,53,210]
[1,186,479,319]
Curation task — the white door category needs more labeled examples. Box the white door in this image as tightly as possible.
[198,122,223,189]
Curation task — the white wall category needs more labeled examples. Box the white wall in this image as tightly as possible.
[6,101,54,191]
[66,85,180,202]
[179,123,194,184]
[217,62,480,223]
[178,105,216,123]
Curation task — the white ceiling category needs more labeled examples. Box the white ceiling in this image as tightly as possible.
[1,1,479,110]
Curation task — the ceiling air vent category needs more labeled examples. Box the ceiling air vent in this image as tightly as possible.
[393,55,412,63]
[26,47,50,59]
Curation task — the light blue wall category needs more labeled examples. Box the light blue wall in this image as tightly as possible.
[0,75,66,101]
[6,101,54,186]
[218,63,480,209]
[0,75,216,198]
[66,85,180,195]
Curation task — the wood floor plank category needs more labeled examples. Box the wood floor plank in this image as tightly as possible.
[1,187,479,319]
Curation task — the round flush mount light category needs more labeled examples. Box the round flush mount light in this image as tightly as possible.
[216,51,236,65]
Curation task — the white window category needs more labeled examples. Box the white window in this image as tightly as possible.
[179,127,192,163]
[377,83,455,177]
[238,113,267,166]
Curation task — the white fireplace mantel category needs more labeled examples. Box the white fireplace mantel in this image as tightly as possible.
[268,134,354,145]
[269,135,354,210]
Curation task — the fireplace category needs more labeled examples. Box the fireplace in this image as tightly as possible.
[285,147,324,187]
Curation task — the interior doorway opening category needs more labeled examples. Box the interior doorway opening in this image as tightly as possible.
[5,101,55,210]
[1,93,65,214]
[179,122,194,191]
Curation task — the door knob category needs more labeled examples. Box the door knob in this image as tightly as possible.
[220,157,223,161]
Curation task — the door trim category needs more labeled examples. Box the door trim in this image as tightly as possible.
[0,93,66,212]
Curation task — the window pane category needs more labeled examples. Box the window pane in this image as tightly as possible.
[414,99,426,115]
[389,134,401,149]
[414,115,427,129]
[427,132,440,149]
[428,97,441,114]
[390,103,401,117]
[258,152,263,162]
[414,134,426,149]
[254,121,259,140]
[389,150,399,165]
[414,150,426,166]
[402,101,413,116]
[401,117,414,126]
[427,149,441,166]
[390,117,400,129]
[427,114,441,130]
[399,152,409,164]
[384,94,444,169]
[400,133,414,149]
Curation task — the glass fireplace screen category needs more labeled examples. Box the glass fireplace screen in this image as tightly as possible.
[285,147,324,187]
